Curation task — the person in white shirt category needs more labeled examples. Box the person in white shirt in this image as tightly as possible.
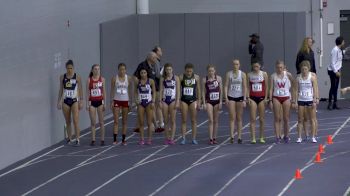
[327,36,345,110]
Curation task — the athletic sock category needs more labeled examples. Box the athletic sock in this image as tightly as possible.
[122,134,126,142]
[113,134,117,142]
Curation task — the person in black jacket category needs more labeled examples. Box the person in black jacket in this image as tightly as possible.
[249,33,264,70]
[296,37,316,74]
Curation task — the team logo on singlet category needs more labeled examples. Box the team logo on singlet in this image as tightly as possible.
[185,79,195,86]
[277,82,286,88]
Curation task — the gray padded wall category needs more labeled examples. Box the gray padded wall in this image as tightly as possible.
[0,0,136,170]
[209,14,235,77]
[184,14,210,77]
[159,14,186,75]
[234,13,260,73]
[100,16,138,114]
[138,14,160,62]
[259,13,285,74]
[101,12,306,96]
[284,12,307,75]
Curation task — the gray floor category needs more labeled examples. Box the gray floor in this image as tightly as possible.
[1,101,350,196]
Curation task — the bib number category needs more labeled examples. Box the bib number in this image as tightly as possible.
[277,89,287,96]
[209,92,219,101]
[117,88,127,95]
[65,90,75,98]
[91,89,102,97]
[300,90,312,99]
[140,94,150,100]
[183,87,194,96]
[252,83,262,92]
[165,89,174,96]
[231,84,241,91]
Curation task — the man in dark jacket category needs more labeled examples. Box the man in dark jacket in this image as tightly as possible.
[249,33,264,69]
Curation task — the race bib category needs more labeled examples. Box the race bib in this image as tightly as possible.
[252,83,262,92]
[117,88,127,95]
[140,93,150,100]
[209,92,220,101]
[165,89,174,96]
[64,90,75,98]
[91,89,102,97]
[231,84,241,91]
[276,89,287,96]
[300,90,312,99]
[183,87,194,96]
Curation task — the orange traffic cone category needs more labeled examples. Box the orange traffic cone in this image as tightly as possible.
[327,135,333,144]
[294,168,303,179]
[314,152,323,163]
[318,144,325,154]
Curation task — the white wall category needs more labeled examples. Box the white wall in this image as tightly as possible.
[150,0,350,98]
[0,0,136,170]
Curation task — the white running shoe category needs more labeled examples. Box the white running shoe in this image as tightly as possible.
[311,137,317,143]
[296,138,302,143]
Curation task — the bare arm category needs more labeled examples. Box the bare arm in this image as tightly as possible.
[128,75,133,106]
[195,74,201,104]
[269,74,274,102]
[102,77,106,105]
[159,77,164,103]
[77,75,83,101]
[287,72,294,100]
[150,79,156,102]
[218,76,223,104]
[86,78,90,107]
[57,75,64,108]
[263,72,269,100]
[246,73,251,99]
[175,76,181,103]
[242,72,247,101]
[201,77,206,105]
[110,76,116,108]
[312,75,319,103]
[224,72,230,101]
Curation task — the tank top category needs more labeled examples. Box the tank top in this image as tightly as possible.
[89,76,103,101]
[228,70,243,98]
[272,71,291,97]
[138,79,152,103]
[249,71,265,97]
[205,75,220,102]
[181,74,197,101]
[298,72,313,102]
[63,73,78,100]
[114,75,129,101]
[163,75,176,102]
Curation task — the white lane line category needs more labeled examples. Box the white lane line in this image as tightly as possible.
[278,116,350,196]
[21,133,136,196]
[78,133,135,166]
[213,122,297,196]
[148,119,254,196]
[0,112,123,178]
[134,119,210,166]
[0,145,64,178]
[343,186,350,196]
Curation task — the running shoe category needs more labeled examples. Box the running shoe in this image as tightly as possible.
[155,127,165,133]
[146,140,152,145]
[134,128,140,133]
[311,137,317,143]
[180,138,186,145]
[296,137,302,143]
[230,137,234,144]
[213,138,218,144]
[100,141,105,146]
[74,140,80,147]
[192,140,198,145]
[90,141,95,146]
[237,138,243,144]
[251,139,256,144]
[209,139,214,145]
[121,141,127,146]
[112,141,118,145]
[259,138,266,144]
[275,137,281,144]
[138,139,145,145]
[283,136,290,144]
[168,140,175,145]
